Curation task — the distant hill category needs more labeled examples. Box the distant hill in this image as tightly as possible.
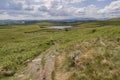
[0,18,120,26]
[0,20,41,25]
[0,18,97,25]
[109,18,120,21]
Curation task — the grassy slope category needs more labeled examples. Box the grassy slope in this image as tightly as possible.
[0,24,55,79]
[0,19,120,79]
[55,20,120,80]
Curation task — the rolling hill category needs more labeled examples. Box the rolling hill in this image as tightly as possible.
[0,18,120,80]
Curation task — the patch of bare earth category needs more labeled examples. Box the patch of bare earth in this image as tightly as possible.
[17,44,59,80]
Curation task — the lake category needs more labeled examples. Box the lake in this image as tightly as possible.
[49,26,72,29]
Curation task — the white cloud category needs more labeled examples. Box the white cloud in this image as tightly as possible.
[98,0,120,18]
[97,0,105,1]
[0,0,120,20]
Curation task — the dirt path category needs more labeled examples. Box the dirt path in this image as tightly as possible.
[17,43,59,80]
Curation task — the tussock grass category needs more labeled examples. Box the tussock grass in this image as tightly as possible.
[56,39,120,80]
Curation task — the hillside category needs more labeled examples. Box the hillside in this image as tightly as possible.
[0,19,120,80]
[109,18,120,21]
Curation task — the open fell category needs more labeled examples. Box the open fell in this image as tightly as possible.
[0,19,120,80]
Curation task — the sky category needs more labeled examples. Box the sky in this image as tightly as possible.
[0,0,120,20]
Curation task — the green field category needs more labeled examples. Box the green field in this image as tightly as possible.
[0,19,120,80]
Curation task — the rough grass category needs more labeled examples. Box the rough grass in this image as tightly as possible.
[0,19,120,79]
[55,38,120,80]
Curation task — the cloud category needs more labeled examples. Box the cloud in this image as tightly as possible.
[98,0,120,18]
[97,0,105,1]
[0,0,120,20]
[0,0,24,10]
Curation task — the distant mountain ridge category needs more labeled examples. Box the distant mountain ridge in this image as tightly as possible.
[0,18,115,25]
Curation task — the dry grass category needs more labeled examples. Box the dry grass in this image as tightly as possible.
[55,38,120,80]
